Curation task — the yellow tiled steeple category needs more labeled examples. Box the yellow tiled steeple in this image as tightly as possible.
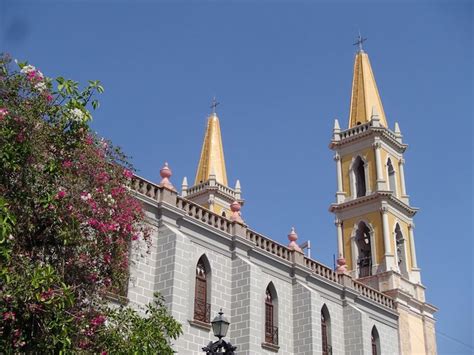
[195,112,228,186]
[348,50,388,128]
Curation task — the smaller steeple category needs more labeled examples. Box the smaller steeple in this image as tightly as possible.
[194,98,229,186]
[185,99,243,217]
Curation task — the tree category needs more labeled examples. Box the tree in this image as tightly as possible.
[0,55,182,353]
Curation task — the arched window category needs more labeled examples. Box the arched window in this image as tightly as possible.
[356,222,372,277]
[387,158,397,195]
[371,326,380,355]
[194,256,210,323]
[264,283,278,345]
[395,224,408,276]
[321,305,332,355]
[354,156,367,197]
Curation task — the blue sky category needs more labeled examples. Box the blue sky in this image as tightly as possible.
[1,0,472,353]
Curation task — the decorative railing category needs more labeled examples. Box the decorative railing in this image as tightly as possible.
[194,299,211,323]
[130,176,162,201]
[351,279,395,309]
[176,197,232,234]
[339,121,372,140]
[246,229,291,262]
[186,180,236,198]
[304,258,339,283]
[265,325,279,346]
[130,175,395,310]
[186,180,211,196]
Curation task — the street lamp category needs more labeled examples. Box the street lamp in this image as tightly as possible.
[202,309,237,355]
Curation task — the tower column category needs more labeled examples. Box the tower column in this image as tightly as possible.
[373,141,385,190]
[399,158,409,201]
[408,223,418,269]
[334,153,345,203]
[381,206,395,270]
[335,219,343,257]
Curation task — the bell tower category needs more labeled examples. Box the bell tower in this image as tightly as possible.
[329,40,437,354]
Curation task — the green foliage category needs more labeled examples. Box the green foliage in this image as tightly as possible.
[0,54,181,353]
[98,293,182,354]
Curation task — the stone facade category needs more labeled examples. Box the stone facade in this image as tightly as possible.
[126,180,400,354]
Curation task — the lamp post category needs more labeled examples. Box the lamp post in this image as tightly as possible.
[202,309,237,354]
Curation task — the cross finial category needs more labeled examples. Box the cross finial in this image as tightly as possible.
[353,31,367,52]
[210,96,220,114]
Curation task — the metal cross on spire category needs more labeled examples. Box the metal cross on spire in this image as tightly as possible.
[210,96,220,114]
[353,31,367,52]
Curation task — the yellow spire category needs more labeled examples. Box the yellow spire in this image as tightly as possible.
[195,112,228,186]
[348,50,388,128]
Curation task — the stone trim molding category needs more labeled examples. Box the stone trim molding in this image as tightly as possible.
[188,319,212,331]
[261,342,280,352]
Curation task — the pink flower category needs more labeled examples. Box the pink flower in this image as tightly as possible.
[3,311,15,321]
[0,108,8,120]
[85,135,94,145]
[16,132,25,143]
[40,289,54,302]
[62,160,72,168]
[90,315,106,327]
[103,253,111,264]
[56,189,66,199]
[45,93,53,102]
[123,169,133,179]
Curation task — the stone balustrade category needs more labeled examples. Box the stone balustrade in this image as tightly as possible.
[176,196,232,234]
[185,180,211,196]
[339,121,372,139]
[246,229,292,261]
[186,180,236,198]
[352,279,395,309]
[130,174,395,310]
[131,176,162,200]
[304,257,339,283]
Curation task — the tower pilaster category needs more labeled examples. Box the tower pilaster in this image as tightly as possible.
[373,141,386,191]
[334,153,345,203]
[381,206,395,271]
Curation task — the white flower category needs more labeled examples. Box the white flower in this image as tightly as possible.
[20,65,36,74]
[34,81,47,92]
[81,193,92,201]
[69,108,85,122]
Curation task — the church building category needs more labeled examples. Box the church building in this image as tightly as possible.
[125,43,437,354]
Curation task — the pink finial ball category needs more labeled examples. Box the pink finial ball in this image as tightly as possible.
[288,227,298,242]
[160,162,172,179]
[230,201,241,212]
[337,256,346,266]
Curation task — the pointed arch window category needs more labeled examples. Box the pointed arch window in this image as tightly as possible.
[264,284,278,346]
[387,158,397,195]
[194,256,210,323]
[354,156,367,198]
[371,326,380,355]
[356,222,372,277]
[321,305,332,355]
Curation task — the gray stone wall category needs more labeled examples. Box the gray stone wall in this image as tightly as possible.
[127,203,400,355]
